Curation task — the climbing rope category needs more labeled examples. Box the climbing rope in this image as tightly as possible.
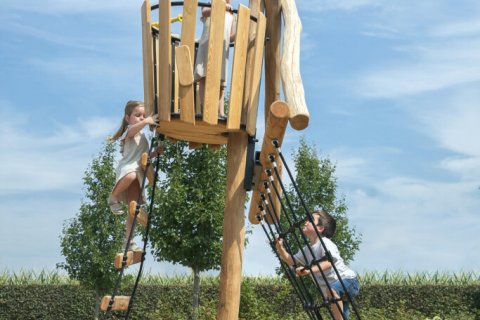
[255,139,361,319]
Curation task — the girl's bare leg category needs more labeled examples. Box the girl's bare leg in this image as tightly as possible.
[111,172,137,201]
[124,176,142,245]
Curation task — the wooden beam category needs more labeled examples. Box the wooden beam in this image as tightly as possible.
[114,251,143,269]
[226,5,250,131]
[264,0,281,123]
[248,101,289,224]
[180,0,198,69]
[216,131,248,320]
[245,12,266,136]
[100,296,130,311]
[129,201,148,226]
[141,0,155,117]
[280,0,309,130]
[158,0,172,121]
[203,0,226,125]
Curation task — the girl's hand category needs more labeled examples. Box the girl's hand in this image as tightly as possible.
[295,267,310,277]
[145,114,159,126]
[226,3,233,12]
[275,237,284,251]
[152,145,164,157]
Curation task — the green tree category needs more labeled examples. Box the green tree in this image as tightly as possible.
[57,142,124,319]
[149,140,227,319]
[283,136,361,262]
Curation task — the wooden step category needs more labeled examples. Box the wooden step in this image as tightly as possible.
[100,295,130,311]
[114,250,143,269]
[140,152,155,185]
[129,201,149,226]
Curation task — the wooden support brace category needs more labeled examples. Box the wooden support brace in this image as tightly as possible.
[114,251,143,269]
[248,101,289,224]
[140,152,155,186]
[158,0,172,121]
[129,201,149,226]
[100,295,130,311]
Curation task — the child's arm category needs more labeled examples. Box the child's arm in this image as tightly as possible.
[275,238,295,266]
[295,260,332,276]
[229,9,236,42]
[125,114,159,140]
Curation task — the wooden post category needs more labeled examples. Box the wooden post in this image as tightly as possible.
[141,0,155,116]
[264,0,281,123]
[281,0,310,130]
[158,0,172,121]
[216,132,248,319]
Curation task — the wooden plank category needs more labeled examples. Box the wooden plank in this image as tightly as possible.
[158,0,172,121]
[203,0,226,125]
[248,101,289,224]
[180,0,198,69]
[141,0,155,116]
[245,13,266,136]
[158,128,228,145]
[129,201,148,226]
[281,0,309,130]
[226,5,250,130]
[241,0,261,124]
[264,0,281,123]
[114,251,143,269]
[100,296,130,311]
[176,45,195,124]
[140,152,155,185]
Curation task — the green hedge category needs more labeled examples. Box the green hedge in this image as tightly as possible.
[1,283,479,320]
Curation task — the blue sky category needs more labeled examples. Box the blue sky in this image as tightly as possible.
[1,0,479,276]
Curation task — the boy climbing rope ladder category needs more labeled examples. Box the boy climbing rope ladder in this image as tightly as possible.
[276,210,360,319]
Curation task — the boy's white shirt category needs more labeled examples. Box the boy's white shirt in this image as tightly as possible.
[293,237,357,288]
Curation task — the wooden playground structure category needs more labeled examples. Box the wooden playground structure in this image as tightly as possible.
[101,0,310,318]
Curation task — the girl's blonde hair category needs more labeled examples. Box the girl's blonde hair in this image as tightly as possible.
[109,100,144,151]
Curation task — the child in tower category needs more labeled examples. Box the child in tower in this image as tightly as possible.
[194,0,236,119]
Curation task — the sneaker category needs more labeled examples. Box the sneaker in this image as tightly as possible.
[108,196,125,215]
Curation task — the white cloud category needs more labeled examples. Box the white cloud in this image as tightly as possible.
[0,103,116,194]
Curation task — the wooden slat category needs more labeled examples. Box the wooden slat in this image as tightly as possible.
[158,129,228,145]
[114,251,143,269]
[241,0,261,124]
[245,13,266,136]
[173,57,180,113]
[176,45,195,124]
[226,5,250,130]
[180,0,198,69]
[248,101,289,224]
[203,0,226,125]
[100,296,130,311]
[141,0,155,116]
[158,0,172,121]
[129,201,148,226]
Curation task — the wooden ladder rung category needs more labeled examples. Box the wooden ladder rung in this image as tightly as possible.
[114,251,143,269]
[100,295,130,311]
[140,152,155,185]
[129,201,149,226]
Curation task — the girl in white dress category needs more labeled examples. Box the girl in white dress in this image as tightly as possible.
[108,100,161,252]
[194,0,236,119]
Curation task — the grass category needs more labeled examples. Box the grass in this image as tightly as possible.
[2,269,479,286]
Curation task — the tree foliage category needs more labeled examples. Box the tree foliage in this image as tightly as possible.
[149,140,227,272]
[57,142,124,295]
[284,137,361,262]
